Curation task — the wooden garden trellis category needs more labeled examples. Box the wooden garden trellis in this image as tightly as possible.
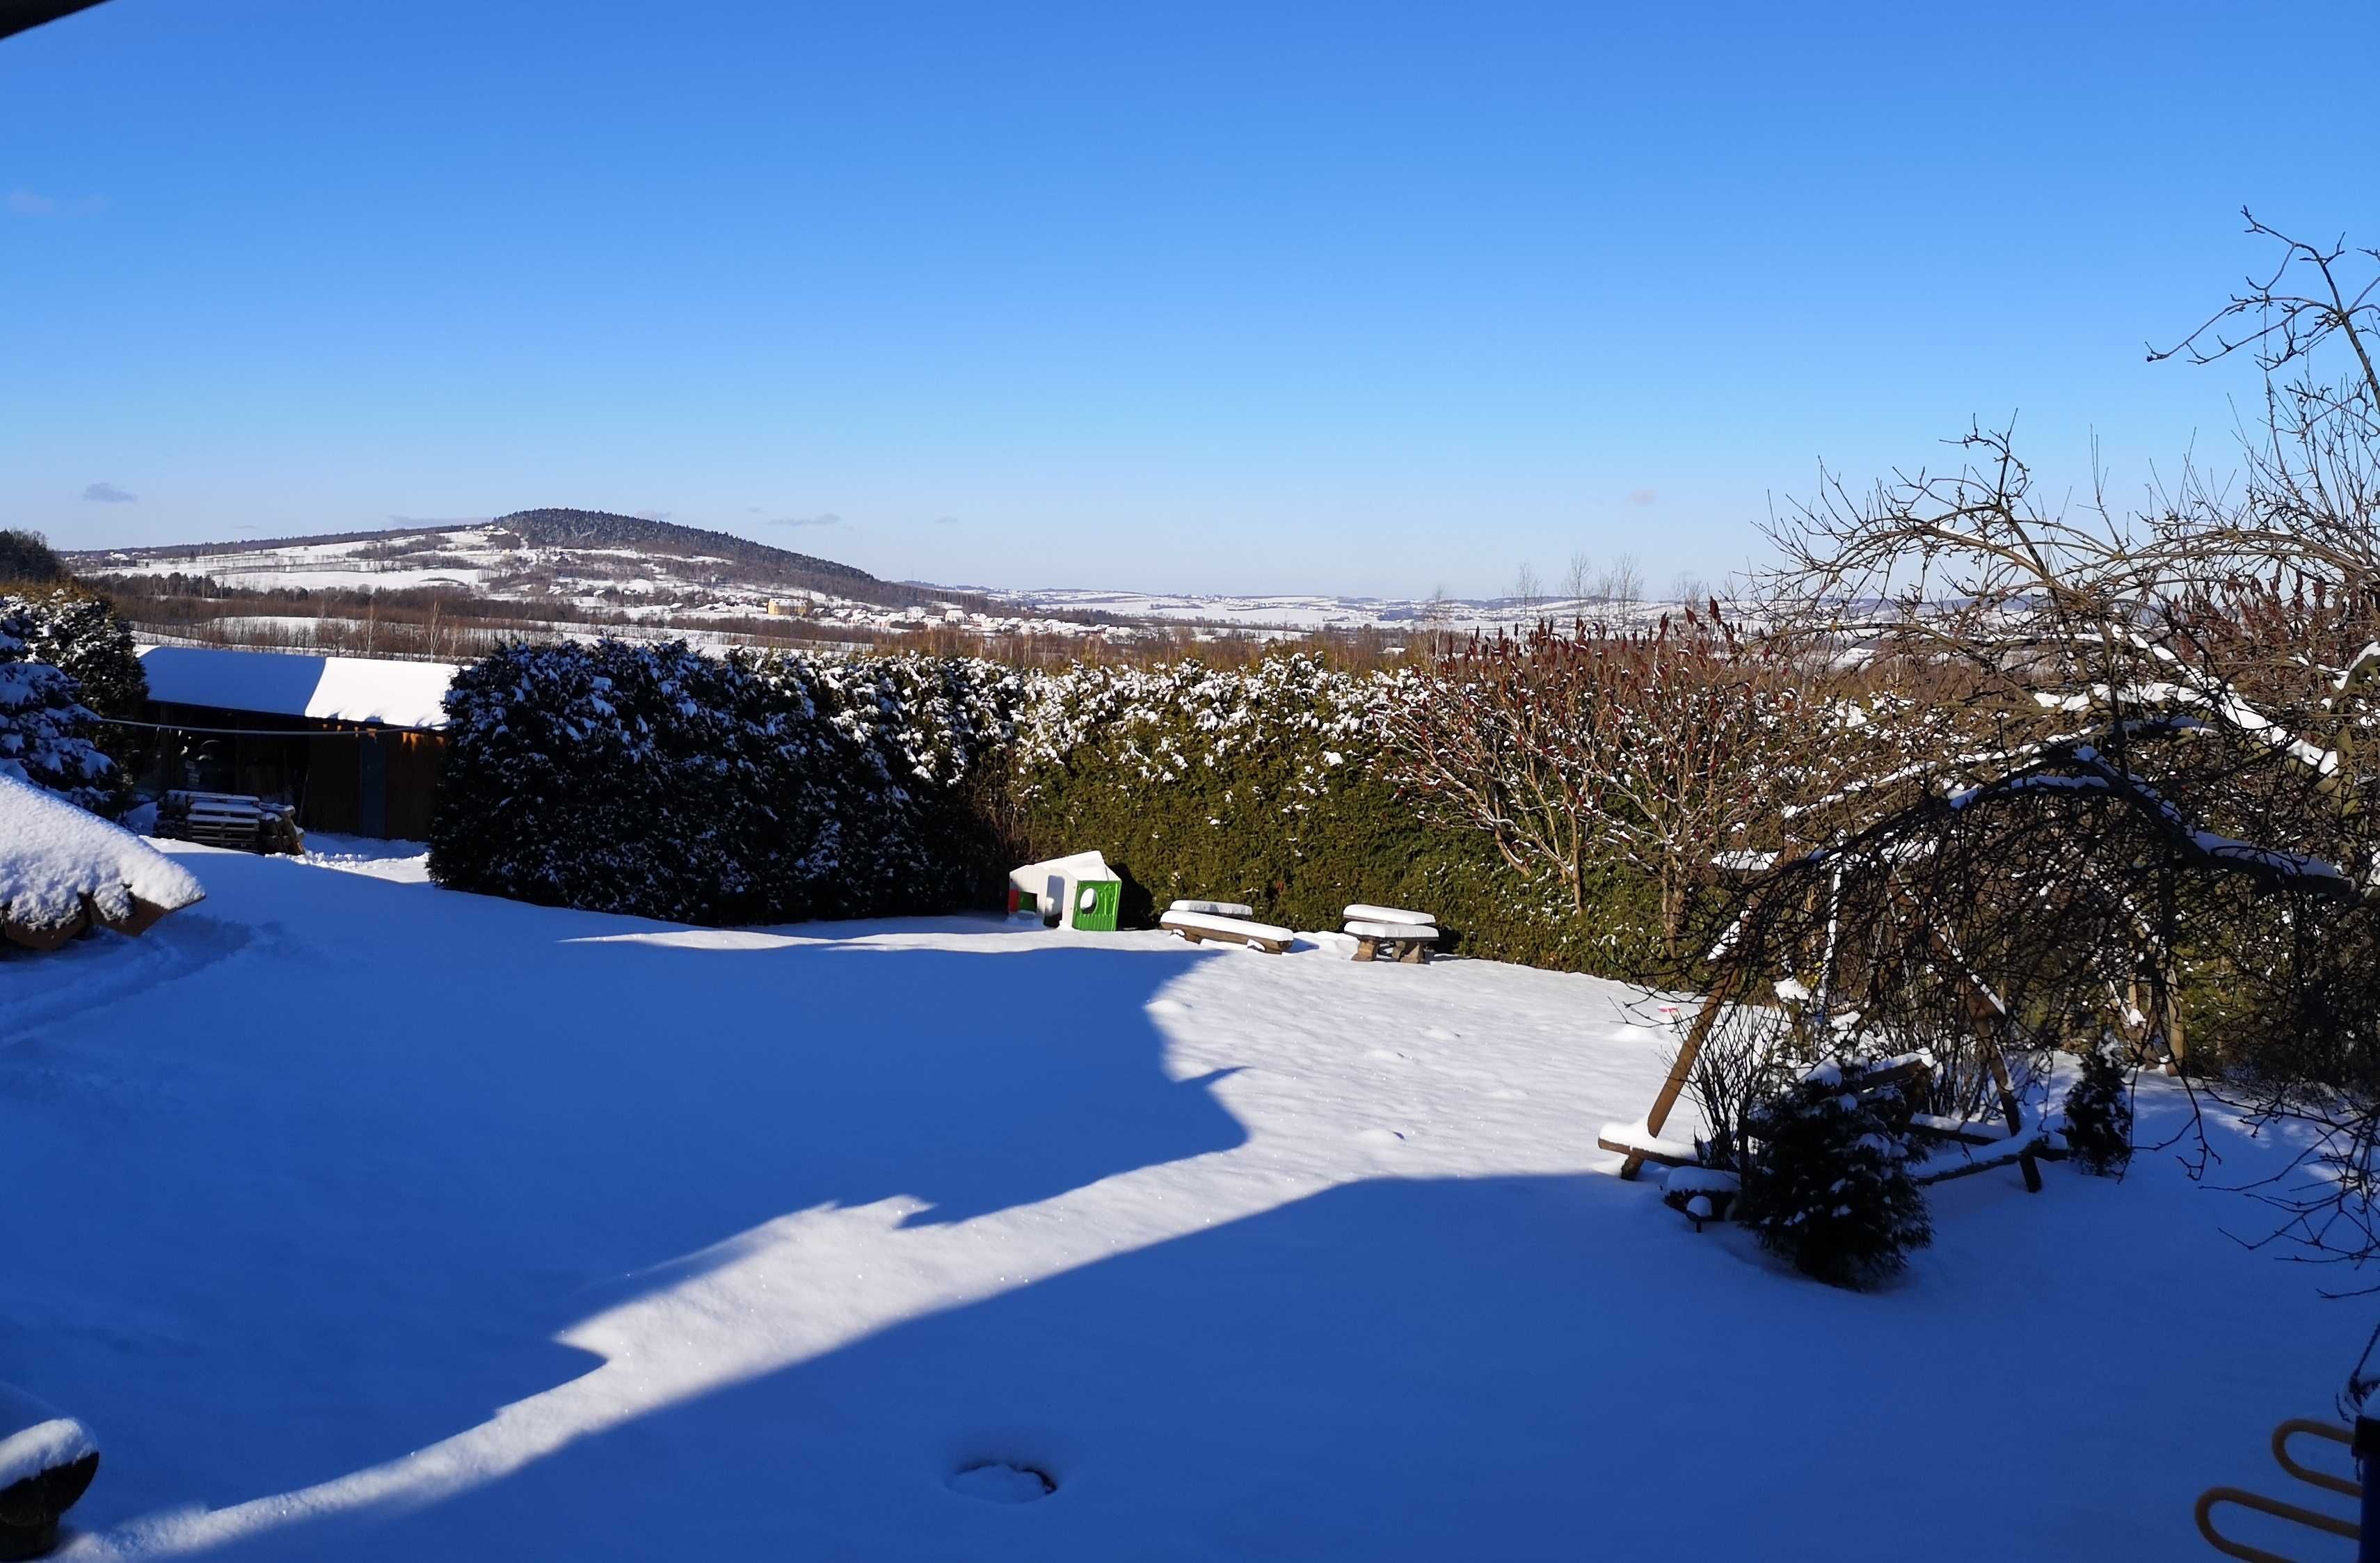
[1597,866,2055,1191]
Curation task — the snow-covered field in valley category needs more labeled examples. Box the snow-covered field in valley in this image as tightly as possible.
[0,843,2356,1559]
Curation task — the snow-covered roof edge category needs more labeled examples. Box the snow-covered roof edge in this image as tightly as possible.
[136,645,459,731]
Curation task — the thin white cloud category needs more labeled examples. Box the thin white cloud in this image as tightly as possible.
[1627,488,1657,507]
[932,515,960,526]
[82,481,137,503]
[8,190,104,217]
[767,512,842,528]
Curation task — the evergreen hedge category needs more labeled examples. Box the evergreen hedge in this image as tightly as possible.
[428,639,1669,981]
[1003,658,1667,977]
[0,608,117,814]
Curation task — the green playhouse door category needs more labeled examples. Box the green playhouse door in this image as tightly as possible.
[1072,878,1122,931]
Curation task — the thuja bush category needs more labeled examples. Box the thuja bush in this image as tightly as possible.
[744,649,1023,914]
[0,587,146,717]
[0,608,117,813]
[429,639,795,923]
[430,641,1025,923]
[1004,657,1668,977]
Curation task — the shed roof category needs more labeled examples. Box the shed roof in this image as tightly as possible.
[136,646,458,731]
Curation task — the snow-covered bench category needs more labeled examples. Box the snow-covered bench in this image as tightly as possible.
[1596,1120,1703,1169]
[1908,1109,2056,1190]
[1342,905,1437,964]
[1602,1052,2056,1197]
[0,775,207,951]
[1159,910,1294,954]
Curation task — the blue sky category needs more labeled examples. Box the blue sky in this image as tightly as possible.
[4,0,2374,598]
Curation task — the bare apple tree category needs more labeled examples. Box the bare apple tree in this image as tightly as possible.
[1700,213,2380,1271]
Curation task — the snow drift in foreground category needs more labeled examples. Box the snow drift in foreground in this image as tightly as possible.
[0,775,203,935]
[0,845,2358,1560]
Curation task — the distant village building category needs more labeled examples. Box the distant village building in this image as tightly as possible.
[131,646,456,839]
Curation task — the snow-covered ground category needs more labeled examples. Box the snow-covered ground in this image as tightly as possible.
[0,844,2358,1559]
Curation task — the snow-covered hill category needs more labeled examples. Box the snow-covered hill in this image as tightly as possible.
[76,511,900,615]
[67,511,1131,645]
[69,514,1716,644]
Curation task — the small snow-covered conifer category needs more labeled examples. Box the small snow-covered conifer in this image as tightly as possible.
[2061,1039,2134,1176]
[1739,1060,1932,1289]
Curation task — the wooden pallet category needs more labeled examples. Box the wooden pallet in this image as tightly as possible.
[159,791,303,855]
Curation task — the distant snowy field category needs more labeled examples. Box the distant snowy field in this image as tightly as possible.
[985,585,1702,635]
[76,529,1712,637]
[0,845,2355,1559]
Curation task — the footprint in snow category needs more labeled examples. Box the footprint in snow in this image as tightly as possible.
[1352,1127,1409,1145]
[1423,1026,1458,1041]
[948,1462,1056,1503]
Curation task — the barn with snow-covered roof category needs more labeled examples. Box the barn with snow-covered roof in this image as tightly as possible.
[129,646,457,839]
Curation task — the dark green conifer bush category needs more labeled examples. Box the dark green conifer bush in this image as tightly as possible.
[1737,1060,1933,1289]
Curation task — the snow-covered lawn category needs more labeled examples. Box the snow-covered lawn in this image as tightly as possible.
[0,843,2357,1559]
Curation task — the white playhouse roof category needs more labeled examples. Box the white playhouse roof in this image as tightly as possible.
[136,646,459,731]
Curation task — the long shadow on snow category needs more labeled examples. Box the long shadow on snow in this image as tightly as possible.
[180,1164,2157,1563]
[22,855,1245,1535]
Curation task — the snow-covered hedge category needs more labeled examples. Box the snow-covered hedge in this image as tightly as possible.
[0,609,116,814]
[427,637,1667,976]
[427,641,1015,923]
[1003,656,1665,974]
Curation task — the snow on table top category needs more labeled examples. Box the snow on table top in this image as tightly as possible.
[0,772,205,930]
[1167,898,1254,917]
[8,846,2357,1562]
[1343,903,1436,926]
[1161,908,1294,942]
[136,644,459,730]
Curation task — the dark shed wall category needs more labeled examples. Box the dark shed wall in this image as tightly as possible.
[135,701,447,840]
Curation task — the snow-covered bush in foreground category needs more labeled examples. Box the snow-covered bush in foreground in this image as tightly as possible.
[1737,1060,1932,1290]
[0,771,204,942]
[0,1379,99,1557]
[0,587,146,717]
[0,609,115,814]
